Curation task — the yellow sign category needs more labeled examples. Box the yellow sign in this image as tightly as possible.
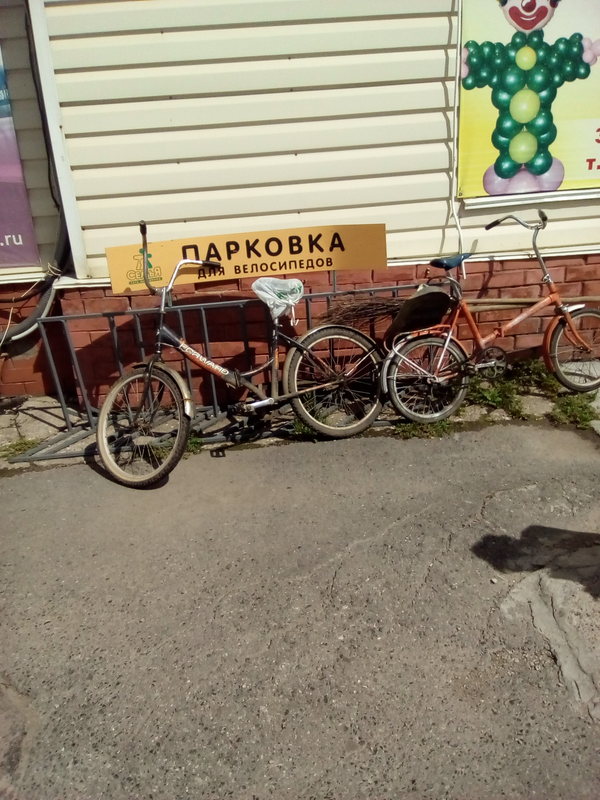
[105,224,387,293]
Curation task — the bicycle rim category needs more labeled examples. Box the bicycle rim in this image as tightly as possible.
[97,367,191,487]
[387,336,468,422]
[286,326,382,437]
[549,309,600,392]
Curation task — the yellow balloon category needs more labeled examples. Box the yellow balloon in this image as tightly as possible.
[509,88,541,124]
[509,131,538,164]
[515,46,537,71]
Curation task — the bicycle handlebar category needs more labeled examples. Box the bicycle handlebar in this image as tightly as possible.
[138,220,222,295]
[484,208,548,231]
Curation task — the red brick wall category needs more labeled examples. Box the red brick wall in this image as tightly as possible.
[1,252,600,404]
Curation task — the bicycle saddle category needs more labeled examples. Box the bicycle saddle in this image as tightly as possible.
[251,277,304,322]
[429,253,472,271]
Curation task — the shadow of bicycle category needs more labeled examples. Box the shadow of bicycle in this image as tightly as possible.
[472,525,600,599]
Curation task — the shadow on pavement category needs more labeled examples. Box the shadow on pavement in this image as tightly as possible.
[472,524,600,599]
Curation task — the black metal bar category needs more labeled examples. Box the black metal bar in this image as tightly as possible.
[62,317,96,427]
[37,319,76,432]
[107,315,125,377]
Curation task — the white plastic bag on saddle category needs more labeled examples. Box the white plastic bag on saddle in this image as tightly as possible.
[251,277,304,324]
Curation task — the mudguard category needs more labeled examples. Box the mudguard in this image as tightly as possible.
[132,361,195,419]
[542,316,561,373]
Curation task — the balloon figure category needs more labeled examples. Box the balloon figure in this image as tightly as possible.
[461,0,600,194]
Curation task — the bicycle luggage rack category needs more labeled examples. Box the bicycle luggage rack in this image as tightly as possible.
[9,283,416,464]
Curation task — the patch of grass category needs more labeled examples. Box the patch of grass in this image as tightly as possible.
[185,434,204,454]
[395,419,456,440]
[466,376,524,418]
[549,393,599,429]
[465,358,565,419]
[0,437,43,459]
[508,358,562,398]
[290,417,318,439]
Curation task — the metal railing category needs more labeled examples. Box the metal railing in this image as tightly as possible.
[18,282,414,462]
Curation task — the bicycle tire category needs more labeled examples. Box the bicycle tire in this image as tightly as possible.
[284,325,382,438]
[548,308,600,392]
[96,366,191,488]
[387,335,469,423]
[0,274,58,346]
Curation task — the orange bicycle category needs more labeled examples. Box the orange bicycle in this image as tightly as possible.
[384,210,600,422]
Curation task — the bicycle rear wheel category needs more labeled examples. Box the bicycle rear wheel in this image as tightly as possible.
[96,366,191,488]
[548,308,600,392]
[0,274,58,347]
[387,335,469,422]
[284,325,382,438]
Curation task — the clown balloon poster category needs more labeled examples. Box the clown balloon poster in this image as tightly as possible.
[457,0,600,199]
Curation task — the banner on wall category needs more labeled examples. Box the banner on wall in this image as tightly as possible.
[105,223,387,293]
[458,0,600,199]
[0,48,39,268]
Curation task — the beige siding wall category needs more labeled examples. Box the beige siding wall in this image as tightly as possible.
[39,0,600,281]
[1,0,58,275]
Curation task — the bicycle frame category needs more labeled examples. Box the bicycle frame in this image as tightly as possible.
[153,318,347,412]
[137,220,354,415]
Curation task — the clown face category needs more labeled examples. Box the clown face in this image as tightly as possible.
[500,0,557,32]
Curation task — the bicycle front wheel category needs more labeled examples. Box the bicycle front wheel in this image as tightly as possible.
[284,325,382,438]
[548,308,600,392]
[96,366,191,488]
[387,335,469,422]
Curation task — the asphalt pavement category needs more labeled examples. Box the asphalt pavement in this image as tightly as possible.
[0,403,599,799]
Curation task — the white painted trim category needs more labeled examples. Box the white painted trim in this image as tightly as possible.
[27,0,88,279]
[463,189,600,210]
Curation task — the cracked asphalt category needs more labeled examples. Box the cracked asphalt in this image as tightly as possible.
[1,422,599,799]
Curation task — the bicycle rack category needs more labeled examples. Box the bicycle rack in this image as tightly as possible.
[9,282,416,463]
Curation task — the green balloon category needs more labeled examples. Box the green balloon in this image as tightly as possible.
[556,38,568,56]
[562,60,577,82]
[495,153,520,179]
[577,62,591,80]
[463,74,477,90]
[510,89,540,124]
[469,50,482,70]
[538,125,557,148]
[491,87,512,110]
[481,41,495,61]
[536,42,551,63]
[527,148,552,175]
[509,131,538,164]
[569,39,583,58]
[476,67,492,88]
[512,32,527,49]
[548,52,561,69]
[552,71,565,88]
[538,85,557,106]
[492,130,511,151]
[496,112,522,139]
[526,109,553,137]
[528,31,544,48]
[502,67,526,94]
[527,66,551,93]
[516,46,537,71]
